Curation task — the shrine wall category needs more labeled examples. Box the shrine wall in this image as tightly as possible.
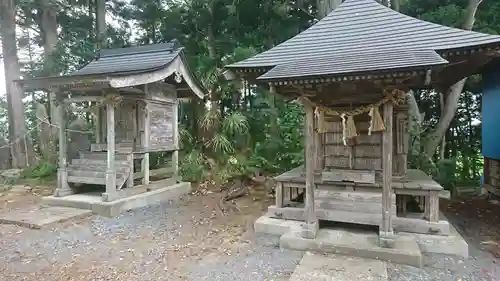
[320,105,408,177]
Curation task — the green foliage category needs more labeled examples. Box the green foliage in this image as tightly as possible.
[179,149,207,183]
[5,0,498,187]
[436,159,457,191]
[21,160,57,179]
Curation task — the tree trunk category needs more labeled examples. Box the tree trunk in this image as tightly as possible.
[96,0,106,49]
[422,0,483,157]
[392,0,400,11]
[0,0,35,168]
[439,92,446,161]
[316,0,342,19]
[38,0,60,163]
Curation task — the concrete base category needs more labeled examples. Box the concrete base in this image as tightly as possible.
[255,215,469,267]
[302,220,319,239]
[42,182,191,217]
[290,252,388,281]
[0,207,91,229]
[281,227,422,267]
[398,223,469,258]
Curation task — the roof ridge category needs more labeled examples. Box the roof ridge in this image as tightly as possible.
[99,42,177,58]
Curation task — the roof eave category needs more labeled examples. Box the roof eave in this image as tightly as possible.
[17,76,112,92]
[177,51,207,100]
[256,64,447,85]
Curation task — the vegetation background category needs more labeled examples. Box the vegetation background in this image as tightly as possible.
[0,0,497,193]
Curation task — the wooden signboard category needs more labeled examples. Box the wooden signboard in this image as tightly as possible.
[149,102,174,150]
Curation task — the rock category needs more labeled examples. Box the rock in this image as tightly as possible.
[1,169,22,185]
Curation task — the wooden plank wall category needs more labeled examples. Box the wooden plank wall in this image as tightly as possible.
[323,113,382,171]
[486,158,500,188]
[102,100,137,143]
[321,105,408,176]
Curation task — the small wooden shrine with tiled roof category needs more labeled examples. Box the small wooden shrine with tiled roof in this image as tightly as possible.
[19,41,204,203]
[226,0,500,252]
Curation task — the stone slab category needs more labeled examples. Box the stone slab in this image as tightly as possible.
[254,216,302,237]
[255,215,465,260]
[290,252,388,281]
[399,215,469,258]
[280,228,422,267]
[42,182,191,217]
[0,207,92,229]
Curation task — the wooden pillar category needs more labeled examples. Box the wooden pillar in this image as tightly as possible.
[103,102,116,201]
[275,182,284,208]
[380,101,395,247]
[55,99,72,197]
[95,103,102,144]
[314,110,323,172]
[302,99,319,239]
[142,99,150,185]
[172,97,179,179]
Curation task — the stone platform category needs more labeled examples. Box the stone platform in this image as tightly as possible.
[41,182,191,217]
[290,252,388,281]
[255,215,469,267]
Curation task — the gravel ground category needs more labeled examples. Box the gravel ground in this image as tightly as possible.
[1,188,500,281]
[186,234,302,281]
[0,189,302,281]
[388,250,500,281]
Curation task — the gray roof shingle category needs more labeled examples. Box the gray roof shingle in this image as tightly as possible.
[70,42,180,76]
[227,0,500,79]
[258,49,448,80]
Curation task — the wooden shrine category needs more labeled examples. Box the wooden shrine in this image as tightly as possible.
[19,41,204,202]
[226,0,500,246]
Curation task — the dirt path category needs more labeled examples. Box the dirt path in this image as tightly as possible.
[2,183,500,281]
[0,184,302,281]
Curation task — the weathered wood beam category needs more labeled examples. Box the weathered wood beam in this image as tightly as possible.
[380,101,395,247]
[302,98,319,239]
[63,96,104,103]
[95,104,102,144]
[103,102,117,202]
[142,85,151,185]
[172,92,179,177]
[54,100,72,197]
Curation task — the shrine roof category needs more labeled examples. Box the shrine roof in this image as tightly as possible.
[71,42,179,76]
[18,41,205,99]
[258,49,448,81]
[226,0,500,81]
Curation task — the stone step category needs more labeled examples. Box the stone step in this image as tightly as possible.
[67,170,128,186]
[289,252,388,281]
[68,163,130,173]
[0,206,92,229]
[71,158,130,167]
[67,169,127,179]
[67,176,127,186]
[79,151,130,161]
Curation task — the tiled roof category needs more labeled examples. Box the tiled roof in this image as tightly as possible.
[70,42,180,76]
[257,49,448,80]
[227,0,500,79]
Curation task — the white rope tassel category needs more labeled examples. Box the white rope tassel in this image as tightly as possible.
[315,107,326,133]
[341,113,348,146]
[369,106,375,136]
